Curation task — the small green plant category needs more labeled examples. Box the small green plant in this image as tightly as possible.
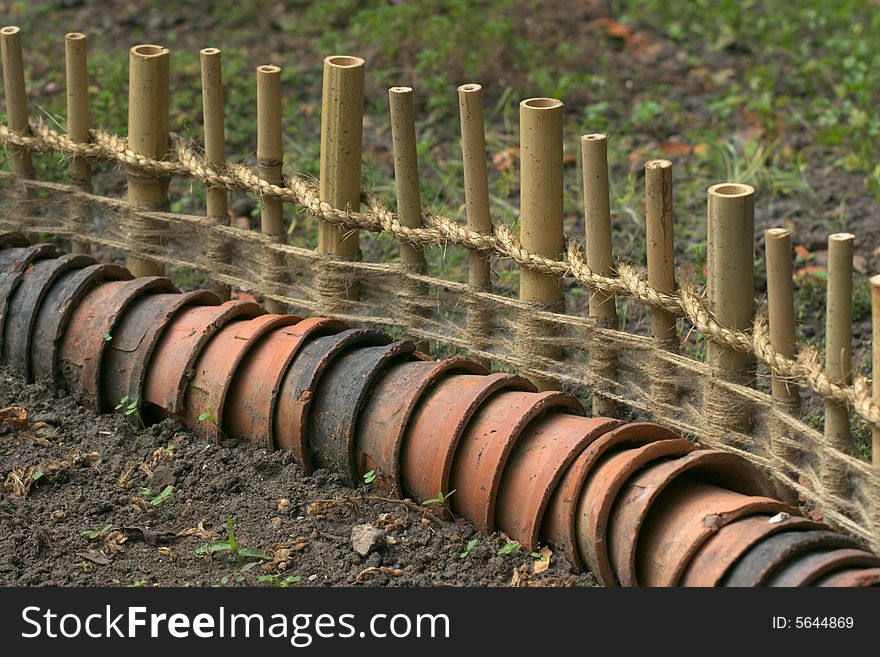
[459,538,478,559]
[530,550,547,561]
[362,469,377,485]
[73,560,93,572]
[32,469,57,486]
[198,403,217,425]
[219,574,245,587]
[256,574,302,587]
[81,524,113,540]
[115,395,145,429]
[139,485,174,506]
[128,579,149,588]
[103,332,112,342]
[422,489,455,507]
[195,516,271,566]
[498,540,520,556]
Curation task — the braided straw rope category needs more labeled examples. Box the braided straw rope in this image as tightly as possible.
[1,120,875,429]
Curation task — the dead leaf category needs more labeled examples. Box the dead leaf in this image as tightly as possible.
[0,406,29,429]
[176,519,215,542]
[794,244,811,261]
[76,550,110,565]
[533,546,553,574]
[492,147,518,173]
[104,530,128,554]
[659,141,692,157]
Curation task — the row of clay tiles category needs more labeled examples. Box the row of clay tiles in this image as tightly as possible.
[1,232,878,586]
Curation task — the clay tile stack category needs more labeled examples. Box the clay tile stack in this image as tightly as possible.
[1,232,877,587]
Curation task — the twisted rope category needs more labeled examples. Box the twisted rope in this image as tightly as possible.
[1,120,877,428]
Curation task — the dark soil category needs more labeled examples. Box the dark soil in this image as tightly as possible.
[0,369,591,587]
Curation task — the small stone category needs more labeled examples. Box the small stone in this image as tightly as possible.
[351,523,385,557]
[270,517,283,528]
[277,498,291,514]
[50,510,65,521]
[308,574,318,582]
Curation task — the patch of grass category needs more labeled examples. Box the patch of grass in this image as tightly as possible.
[195,516,271,567]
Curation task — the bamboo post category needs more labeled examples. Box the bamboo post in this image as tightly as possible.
[705,183,755,435]
[1,26,32,176]
[389,86,428,351]
[871,274,880,468]
[64,32,91,255]
[765,228,801,501]
[519,98,564,391]
[644,158,677,409]
[200,48,230,301]
[824,233,854,453]
[317,55,364,309]
[458,83,493,365]
[125,44,169,277]
[765,229,800,412]
[256,64,285,314]
[582,134,617,415]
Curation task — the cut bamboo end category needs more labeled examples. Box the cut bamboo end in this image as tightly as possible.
[64,31,91,256]
[581,133,615,319]
[871,274,880,467]
[519,97,564,305]
[1,25,33,175]
[458,82,492,291]
[518,98,564,391]
[824,232,854,456]
[706,182,755,373]
[388,86,426,269]
[644,158,676,342]
[764,228,799,409]
[200,48,226,168]
[318,55,365,258]
[200,47,230,301]
[125,43,170,278]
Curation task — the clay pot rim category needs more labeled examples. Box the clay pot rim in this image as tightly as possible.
[765,547,880,587]
[226,316,347,449]
[277,327,391,471]
[130,290,221,406]
[815,567,880,587]
[356,357,488,498]
[3,253,95,380]
[310,339,416,483]
[186,313,301,441]
[495,411,618,550]
[0,232,29,249]
[637,478,794,587]
[452,390,587,534]
[402,371,535,502]
[679,514,824,587]
[578,438,694,586]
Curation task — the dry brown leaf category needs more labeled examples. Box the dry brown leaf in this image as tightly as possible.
[533,546,553,575]
[176,519,216,542]
[104,530,128,555]
[492,147,518,173]
[355,566,404,584]
[0,406,29,429]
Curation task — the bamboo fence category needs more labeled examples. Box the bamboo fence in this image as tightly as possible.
[1,29,879,552]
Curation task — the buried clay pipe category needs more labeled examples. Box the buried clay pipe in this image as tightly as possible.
[450,391,591,534]
[576,436,694,585]
[224,317,347,449]
[3,253,95,381]
[30,263,132,389]
[355,357,487,497]
[634,478,792,587]
[143,300,265,421]
[58,277,178,410]
[274,328,391,472]
[102,290,221,413]
[494,411,624,551]
[679,513,822,588]
[763,547,880,587]
[607,449,783,587]
[181,313,301,441]
[722,529,866,587]
[401,372,535,504]
[544,421,678,570]
[308,340,416,485]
